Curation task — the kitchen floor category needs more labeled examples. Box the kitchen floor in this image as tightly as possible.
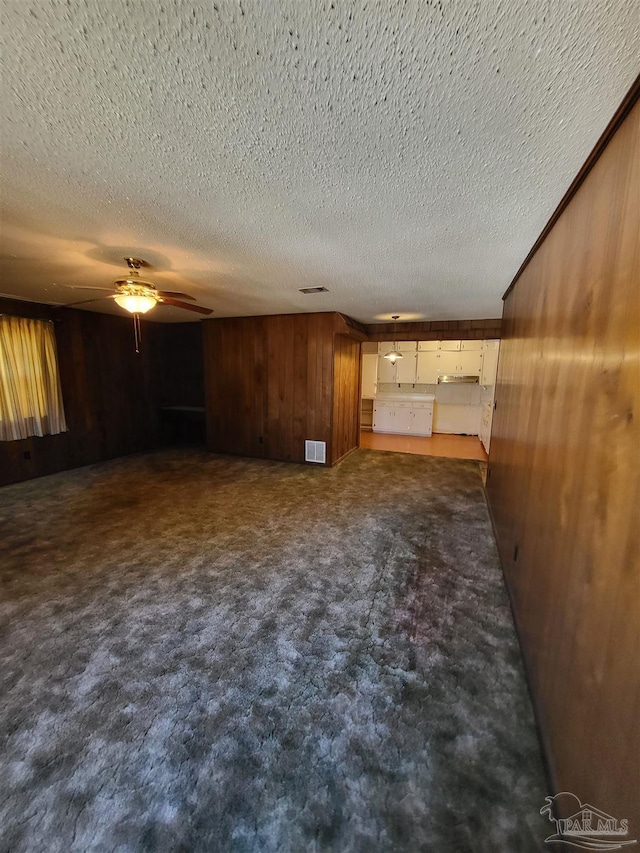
[360,430,488,461]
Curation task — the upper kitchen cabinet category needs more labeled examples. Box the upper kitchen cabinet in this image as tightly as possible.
[438,347,483,376]
[378,340,417,353]
[481,340,500,386]
[377,349,397,383]
[375,339,493,383]
[395,351,418,383]
[458,348,484,375]
[416,350,439,383]
[377,341,417,383]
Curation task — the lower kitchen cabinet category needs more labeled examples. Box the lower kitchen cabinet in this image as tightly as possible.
[479,401,494,453]
[372,400,434,436]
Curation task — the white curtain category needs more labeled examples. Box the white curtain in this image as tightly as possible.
[0,314,68,441]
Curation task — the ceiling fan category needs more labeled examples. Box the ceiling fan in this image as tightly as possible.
[65,257,213,316]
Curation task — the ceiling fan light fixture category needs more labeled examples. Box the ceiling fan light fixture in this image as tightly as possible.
[114,293,158,314]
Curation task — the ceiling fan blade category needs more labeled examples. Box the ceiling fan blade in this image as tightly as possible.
[156,290,196,300]
[158,297,213,315]
[60,285,116,291]
[65,295,116,307]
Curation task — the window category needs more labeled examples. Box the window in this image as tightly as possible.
[0,314,68,441]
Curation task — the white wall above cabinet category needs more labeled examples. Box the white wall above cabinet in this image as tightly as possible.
[433,403,481,435]
[361,353,378,398]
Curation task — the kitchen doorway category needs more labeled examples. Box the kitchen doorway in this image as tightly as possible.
[359,338,498,462]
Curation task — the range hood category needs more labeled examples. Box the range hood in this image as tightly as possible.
[437,375,479,384]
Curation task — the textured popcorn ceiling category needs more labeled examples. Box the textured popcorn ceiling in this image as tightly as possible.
[0,1,638,323]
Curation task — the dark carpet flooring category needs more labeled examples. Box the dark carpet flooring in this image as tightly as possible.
[0,448,548,852]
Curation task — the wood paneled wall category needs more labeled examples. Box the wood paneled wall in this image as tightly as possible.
[203,312,364,465]
[0,298,159,486]
[332,335,362,465]
[365,317,501,342]
[486,97,639,832]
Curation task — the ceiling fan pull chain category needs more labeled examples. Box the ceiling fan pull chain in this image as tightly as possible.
[133,313,142,353]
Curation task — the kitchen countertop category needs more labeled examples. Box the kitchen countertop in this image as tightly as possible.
[375,393,435,403]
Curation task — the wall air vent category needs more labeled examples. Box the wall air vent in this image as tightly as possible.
[305,440,327,464]
[299,286,329,294]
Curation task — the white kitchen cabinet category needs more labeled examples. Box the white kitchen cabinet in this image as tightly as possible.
[372,401,394,431]
[436,350,460,375]
[458,349,484,375]
[373,398,434,436]
[460,339,483,351]
[377,340,416,354]
[436,348,483,376]
[409,405,433,436]
[416,350,439,383]
[377,344,419,385]
[395,352,418,383]
[481,340,500,386]
[393,405,414,432]
[479,401,494,453]
[361,353,378,398]
[417,340,439,351]
[377,354,397,383]
[439,340,461,351]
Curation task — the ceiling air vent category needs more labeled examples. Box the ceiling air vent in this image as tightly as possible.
[305,440,327,464]
[299,286,329,294]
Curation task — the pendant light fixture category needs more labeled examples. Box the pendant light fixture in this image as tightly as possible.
[383,315,404,362]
